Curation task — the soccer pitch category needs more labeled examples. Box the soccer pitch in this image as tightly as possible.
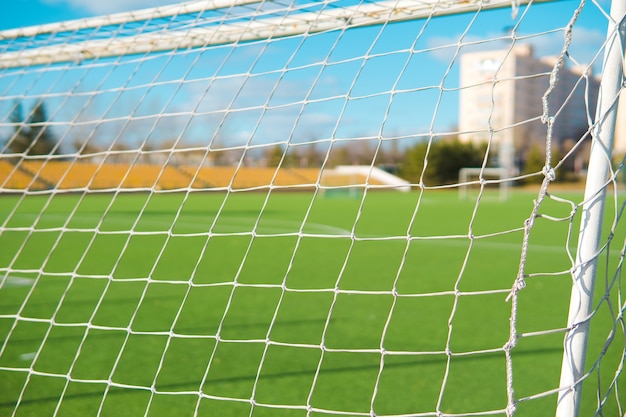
[0,189,622,416]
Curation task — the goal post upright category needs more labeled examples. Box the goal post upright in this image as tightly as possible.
[556,0,626,415]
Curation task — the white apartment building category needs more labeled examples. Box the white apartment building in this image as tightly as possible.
[459,44,601,174]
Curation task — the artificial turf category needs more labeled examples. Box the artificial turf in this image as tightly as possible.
[0,189,623,416]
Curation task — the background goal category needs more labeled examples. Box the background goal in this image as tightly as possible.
[0,0,624,416]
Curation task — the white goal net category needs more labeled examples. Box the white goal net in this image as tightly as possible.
[0,0,624,416]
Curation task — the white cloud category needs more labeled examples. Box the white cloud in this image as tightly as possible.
[425,33,510,63]
[41,0,175,16]
[568,26,607,70]
[425,25,606,73]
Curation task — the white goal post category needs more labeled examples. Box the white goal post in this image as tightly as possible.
[0,0,553,69]
[459,167,509,200]
[0,0,624,417]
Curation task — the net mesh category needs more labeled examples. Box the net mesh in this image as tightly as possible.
[0,0,624,416]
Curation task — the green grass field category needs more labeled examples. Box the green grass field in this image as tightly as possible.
[0,189,623,416]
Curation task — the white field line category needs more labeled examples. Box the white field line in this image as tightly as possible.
[407,237,575,255]
[4,214,620,257]
[3,212,352,235]
[1,275,36,288]
[18,352,37,361]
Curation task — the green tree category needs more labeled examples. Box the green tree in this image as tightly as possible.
[521,143,544,182]
[301,143,325,167]
[6,101,29,154]
[266,144,285,167]
[7,100,58,155]
[28,101,58,155]
[327,144,351,167]
[520,142,566,184]
[400,138,488,185]
[398,140,429,183]
[265,144,301,167]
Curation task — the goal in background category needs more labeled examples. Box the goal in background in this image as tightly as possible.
[0,0,624,417]
[459,167,509,200]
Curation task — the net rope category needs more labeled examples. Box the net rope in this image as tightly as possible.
[0,0,624,416]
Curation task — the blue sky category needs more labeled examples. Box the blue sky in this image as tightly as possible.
[0,0,175,29]
[0,0,614,153]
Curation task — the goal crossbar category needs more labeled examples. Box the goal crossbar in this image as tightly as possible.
[0,0,261,40]
[0,0,554,69]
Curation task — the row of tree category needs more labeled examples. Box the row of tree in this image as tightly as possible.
[3,100,585,186]
[6,101,59,156]
[264,138,584,185]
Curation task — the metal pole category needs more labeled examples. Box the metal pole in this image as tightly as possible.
[555,2,626,416]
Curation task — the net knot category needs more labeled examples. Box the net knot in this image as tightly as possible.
[505,401,517,416]
[505,277,526,302]
[543,165,556,181]
[503,336,518,351]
